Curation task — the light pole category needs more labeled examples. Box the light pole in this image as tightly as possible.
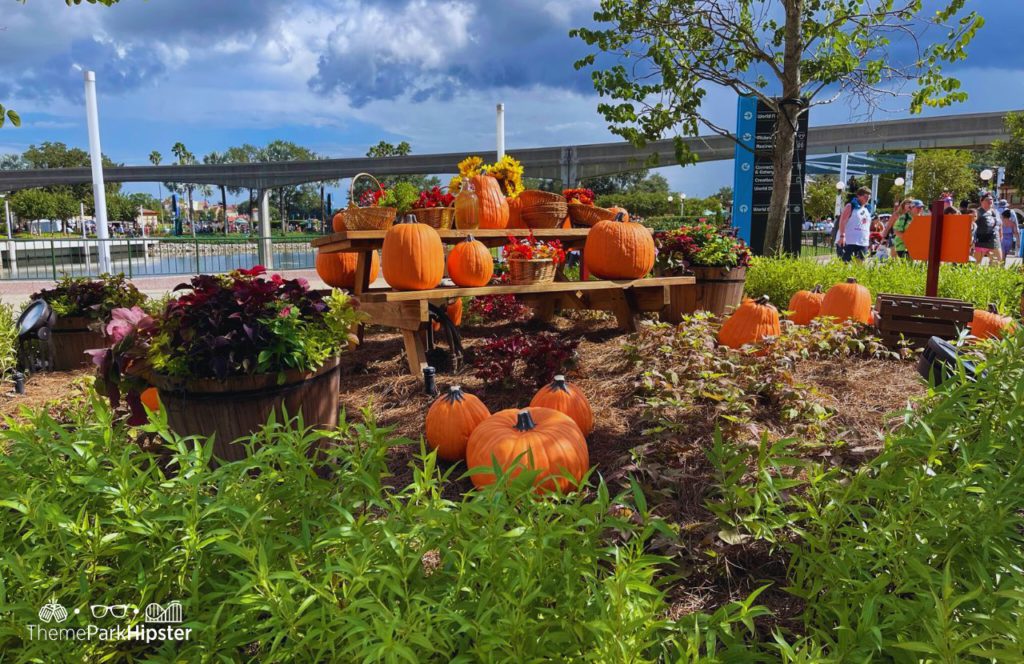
[668,193,685,217]
[894,177,905,208]
[834,180,846,218]
[980,168,994,196]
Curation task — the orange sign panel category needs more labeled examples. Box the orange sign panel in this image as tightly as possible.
[902,214,973,263]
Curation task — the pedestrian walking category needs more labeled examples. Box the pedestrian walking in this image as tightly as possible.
[1001,209,1020,260]
[972,193,1003,263]
[836,187,872,262]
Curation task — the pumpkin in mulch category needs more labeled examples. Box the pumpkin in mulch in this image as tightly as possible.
[467,407,589,493]
[332,211,347,232]
[529,374,593,434]
[718,295,780,349]
[788,284,824,325]
[819,277,872,324]
[425,385,491,461]
[970,304,1017,340]
[446,235,494,287]
[315,250,379,289]
[583,212,655,279]
[382,215,444,290]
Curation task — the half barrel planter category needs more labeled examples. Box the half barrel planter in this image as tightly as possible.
[146,356,341,463]
[53,316,106,371]
[663,266,747,321]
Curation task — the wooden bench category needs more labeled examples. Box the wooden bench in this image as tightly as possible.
[312,229,696,374]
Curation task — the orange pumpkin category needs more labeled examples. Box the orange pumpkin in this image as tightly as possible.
[315,250,379,289]
[446,235,494,287]
[140,386,160,412]
[583,213,655,279]
[425,385,491,461]
[606,206,629,222]
[466,407,589,493]
[471,175,509,229]
[382,215,444,290]
[819,277,872,324]
[788,284,824,325]
[718,295,781,349]
[331,211,347,232]
[529,374,593,434]
[507,196,526,229]
[970,304,1016,339]
[433,298,463,332]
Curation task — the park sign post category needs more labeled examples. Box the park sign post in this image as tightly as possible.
[733,96,808,255]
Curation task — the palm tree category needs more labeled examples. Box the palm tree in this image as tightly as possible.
[149,150,163,227]
[171,142,197,237]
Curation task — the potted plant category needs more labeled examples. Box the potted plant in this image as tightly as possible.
[30,273,146,370]
[562,187,623,227]
[653,223,751,318]
[91,266,364,462]
[503,233,566,285]
[412,185,456,229]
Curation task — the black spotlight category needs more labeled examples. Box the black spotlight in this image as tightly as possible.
[15,299,56,374]
[917,336,981,386]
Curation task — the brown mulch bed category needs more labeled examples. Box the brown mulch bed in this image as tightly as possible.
[0,369,92,422]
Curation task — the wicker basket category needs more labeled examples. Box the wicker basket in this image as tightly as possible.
[521,201,569,229]
[518,189,566,207]
[345,172,396,230]
[413,207,455,230]
[568,202,617,227]
[508,258,556,285]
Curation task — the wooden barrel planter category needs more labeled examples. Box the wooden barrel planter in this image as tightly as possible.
[662,266,747,322]
[147,356,341,463]
[52,317,106,371]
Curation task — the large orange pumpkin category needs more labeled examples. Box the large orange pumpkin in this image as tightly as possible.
[529,374,593,434]
[970,304,1016,339]
[315,250,379,289]
[788,284,824,325]
[446,235,494,287]
[471,175,509,229]
[332,211,347,232]
[425,385,491,461]
[718,295,781,349]
[819,277,872,324]
[466,407,589,493]
[583,213,655,279]
[507,196,526,229]
[382,215,444,290]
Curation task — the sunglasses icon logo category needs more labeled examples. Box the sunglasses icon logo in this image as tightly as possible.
[90,604,134,619]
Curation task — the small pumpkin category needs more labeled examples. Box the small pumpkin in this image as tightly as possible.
[529,374,593,434]
[788,284,824,325]
[970,303,1016,340]
[718,295,781,349]
[432,298,463,332]
[471,175,510,229]
[446,235,494,287]
[606,206,629,222]
[466,407,589,493]
[819,277,872,324]
[583,212,655,279]
[315,250,380,289]
[425,385,491,461]
[382,215,444,290]
[140,386,160,412]
[332,211,347,232]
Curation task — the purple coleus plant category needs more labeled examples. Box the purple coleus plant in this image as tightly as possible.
[89,306,158,426]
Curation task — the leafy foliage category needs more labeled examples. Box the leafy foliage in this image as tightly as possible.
[908,148,979,203]
[0,303,19,378]
[654,222,752,272]
[31,273,146,320]
[993,111,1024,194]
[804,175,840,220]
[472,331,580,388]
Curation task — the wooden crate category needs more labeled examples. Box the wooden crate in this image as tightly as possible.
[875,294,973,349]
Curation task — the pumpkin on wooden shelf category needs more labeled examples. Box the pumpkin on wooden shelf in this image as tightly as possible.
[787,284,824,325]
[382,215,444,290]
[583,212,655,279]
[970,303,1016,340]
[425,385,491,461]
[606,206,629,222]
[446,235,494,287]
[471,175,510,229]
[140,386,161,413]
[507,196,526,229]
[315,250,379,289]
[529,374,593,434]
[432,298,463,332]
[718,295,780,349]
[466,407,589,493]
[819,278,872,323]
[331,211,347,232]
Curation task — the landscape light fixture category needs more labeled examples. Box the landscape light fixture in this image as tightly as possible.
[980,169,994,182]
[894,177,905,187]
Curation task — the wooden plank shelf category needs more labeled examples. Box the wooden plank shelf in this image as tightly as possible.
[313,228,625,252]
[357,276,695,303]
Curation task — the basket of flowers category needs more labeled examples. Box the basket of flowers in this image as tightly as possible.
[503,233,566,285]
[412,186,455,229]
[346,173,397,230]
[564,188,616,227]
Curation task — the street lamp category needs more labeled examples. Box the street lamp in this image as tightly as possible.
[894,177,905,187]
[668,193,686,217]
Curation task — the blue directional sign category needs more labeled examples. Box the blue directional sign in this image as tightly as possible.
[733,96,757,245]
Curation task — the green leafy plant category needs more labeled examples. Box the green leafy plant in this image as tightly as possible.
[30,273,146,320]
[379,181,420,214]
[0,302,18,378]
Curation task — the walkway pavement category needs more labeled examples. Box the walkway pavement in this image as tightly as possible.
[0,268,330,308]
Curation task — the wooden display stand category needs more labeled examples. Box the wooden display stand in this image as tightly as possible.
[875,294,973,349]
[312,229,697,374]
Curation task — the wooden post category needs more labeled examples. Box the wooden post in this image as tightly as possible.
[925,200,944,297]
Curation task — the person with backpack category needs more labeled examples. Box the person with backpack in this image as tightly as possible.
[836,186,872,262]
[973,193,1003,263]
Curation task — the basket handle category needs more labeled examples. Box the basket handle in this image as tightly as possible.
[350,172,385,208]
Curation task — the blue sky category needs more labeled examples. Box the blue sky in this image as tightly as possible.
[1,0,1021,201]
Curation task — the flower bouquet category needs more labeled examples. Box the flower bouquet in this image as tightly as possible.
[449,155,525,199]
[412,185,456,229]
[503,233,566,285]
[653,222,751,274]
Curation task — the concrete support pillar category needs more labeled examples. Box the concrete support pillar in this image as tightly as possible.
[258,189,273,269]
[870,174,880,212]
[5,199,16,277]
[905,154,915,196]
[834,153,849,217]
[559,146,578,188]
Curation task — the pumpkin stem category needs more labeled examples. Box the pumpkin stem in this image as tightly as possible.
[551,374,570,392]
[613,212,626,222]
[465,234,475,243]
[812,284,823,293]
[399,214,417,225]
[515,409,536,432]
[444,385,465,403]
[755,295,771,305]
[988,303,999,314]
[846,277,858,284]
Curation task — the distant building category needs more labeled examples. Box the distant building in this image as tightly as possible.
[136,208,159,226]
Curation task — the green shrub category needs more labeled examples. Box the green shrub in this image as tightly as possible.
[0,302,18,377]
[746,256,1024,315]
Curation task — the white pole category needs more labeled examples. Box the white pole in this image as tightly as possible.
[835,153,849,217]
[4,199,11,239]
[905,153,915,196]
[84,70,112,273]
[4,199,16,276]
[496,103,505,160]
[80,201,91,273]
[870,174,879,210]
[997,166,1005,193]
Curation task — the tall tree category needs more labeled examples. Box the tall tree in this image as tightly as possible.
[804,175,839,220]
[908,149,976,204]
[170,142,196,234]
[572,1,982,255]
[993,112,1024,195]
